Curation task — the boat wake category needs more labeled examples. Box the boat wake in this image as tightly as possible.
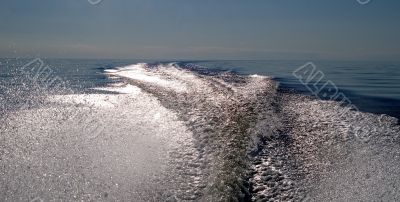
[1,62,400,201]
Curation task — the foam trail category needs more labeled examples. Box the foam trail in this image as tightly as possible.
[103,63,282,200]
[105,63,188,92]
[1,62,400,201]
[101,63,400,201]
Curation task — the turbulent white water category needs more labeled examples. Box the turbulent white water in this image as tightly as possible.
[1,62,400,201]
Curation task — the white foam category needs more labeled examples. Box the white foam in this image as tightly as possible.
[249,74,269,79]
[4,86,201,201]
[93,84,142,94]
[47,83,142,108]
[49,94,121,108]
[49,85,140,108]
[105,63,188,93]
[281,94,400,201]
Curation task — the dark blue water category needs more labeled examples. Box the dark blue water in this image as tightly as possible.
[1,58,399,118]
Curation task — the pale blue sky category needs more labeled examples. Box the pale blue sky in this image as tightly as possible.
[1,0,400,60]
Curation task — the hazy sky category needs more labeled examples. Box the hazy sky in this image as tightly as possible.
[1,0,400,60]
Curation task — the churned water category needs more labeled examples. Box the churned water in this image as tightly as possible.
[1,59,399,201]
